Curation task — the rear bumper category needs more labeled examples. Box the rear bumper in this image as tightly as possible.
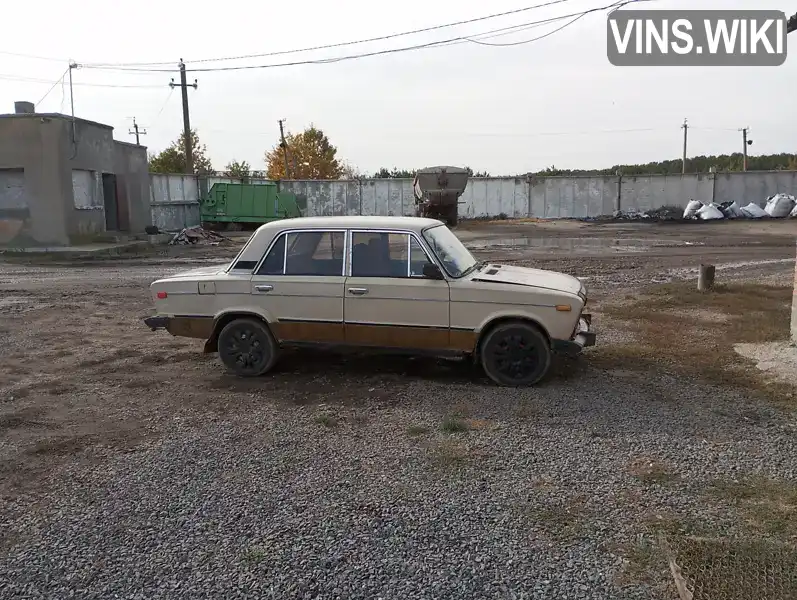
[143,315,170,331]
[552,313,596,357]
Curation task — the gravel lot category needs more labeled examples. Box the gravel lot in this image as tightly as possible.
[1,219,796,600]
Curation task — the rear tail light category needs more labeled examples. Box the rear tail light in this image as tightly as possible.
[156,291,168,299]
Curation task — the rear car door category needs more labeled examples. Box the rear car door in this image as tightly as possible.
[250,229,346,343]
[343,230,450,350]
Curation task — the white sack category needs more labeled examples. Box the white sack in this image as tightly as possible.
[696,203,724,220]
[741,203,768,218]
[764,193,796,218]
[683,200,703,219]
[789,202,797,218]
[723,201,744,218]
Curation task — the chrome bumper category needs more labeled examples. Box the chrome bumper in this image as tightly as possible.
[552,313,596,357]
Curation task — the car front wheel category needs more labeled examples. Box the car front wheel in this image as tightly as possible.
[217,318,278,377]
[479,321,552,387]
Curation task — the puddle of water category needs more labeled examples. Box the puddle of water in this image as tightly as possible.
[466,237,690,252]
[0,296,29,308]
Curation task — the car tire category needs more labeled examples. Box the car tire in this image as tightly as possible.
[217,318,279,377]
[479,321,552,387]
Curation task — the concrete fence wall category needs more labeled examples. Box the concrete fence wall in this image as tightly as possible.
[148,170,797,230]
[149,173,201,231]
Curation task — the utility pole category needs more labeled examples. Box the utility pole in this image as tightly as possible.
[128,117,147,146]
[741,127,753,171]
[681,118,688,174]
[278,119,291,179]
[68,61,77,144]
[170,59,198,174]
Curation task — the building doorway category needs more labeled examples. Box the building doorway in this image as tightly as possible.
[102,173,119,231]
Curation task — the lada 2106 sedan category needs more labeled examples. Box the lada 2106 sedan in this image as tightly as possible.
[143,216,595,386]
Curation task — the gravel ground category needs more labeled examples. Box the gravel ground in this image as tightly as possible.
[1,220,797,600]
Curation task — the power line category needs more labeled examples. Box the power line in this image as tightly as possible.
[150,89,175,126]
[465,8,589,45]
[81,0,575,68]
[35,67,70,108]
[0,73,162,88]
[0,50,68,62]
[82,0,638,75]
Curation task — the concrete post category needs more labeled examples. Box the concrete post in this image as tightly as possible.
[792,241,797,344]
[698,264,715,291]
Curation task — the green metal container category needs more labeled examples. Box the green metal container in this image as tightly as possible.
[200,182,302,226]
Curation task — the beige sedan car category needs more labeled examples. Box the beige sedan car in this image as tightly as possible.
[143,216,594,386]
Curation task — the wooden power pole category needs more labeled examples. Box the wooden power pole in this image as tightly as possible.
[128,117,147,146]
[278,119,291,179]
[681,118,688,174]
[741,127,752,171]
[170,59,198,174]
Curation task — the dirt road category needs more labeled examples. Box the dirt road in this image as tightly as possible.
[1,220,796,600]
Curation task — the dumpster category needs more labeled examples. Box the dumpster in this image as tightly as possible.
[200,182,301,229]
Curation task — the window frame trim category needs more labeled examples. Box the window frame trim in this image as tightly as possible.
[252,228,349,277]
[346,228,441,279]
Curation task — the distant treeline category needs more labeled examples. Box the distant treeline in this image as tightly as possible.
[370,153,797,178]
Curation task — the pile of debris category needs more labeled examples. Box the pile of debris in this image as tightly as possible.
[169,226,229,246]
[590,205,685,222]
[682,193,797,221]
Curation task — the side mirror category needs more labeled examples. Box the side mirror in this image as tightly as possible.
[422,263,445,280]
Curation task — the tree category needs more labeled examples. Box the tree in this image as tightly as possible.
[265,125,344,180]
[372,166,490,178]
[372,167,416,179]
[225,159,251,179]
[340,161,364,180]
[148,129,213,175]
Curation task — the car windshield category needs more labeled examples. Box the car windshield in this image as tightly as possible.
[422,224,478,278]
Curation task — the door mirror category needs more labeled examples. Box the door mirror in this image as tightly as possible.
[422,263,445,280]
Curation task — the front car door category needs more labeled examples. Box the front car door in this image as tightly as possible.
[343,229,450,350]
[250,228,346,343]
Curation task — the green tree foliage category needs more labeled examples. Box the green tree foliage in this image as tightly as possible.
[535,153,797,177]
[148,129,213,175]
[224,160,251,179]
[371,155,796,179]
[371,166,490,178]
[265,125,344,180]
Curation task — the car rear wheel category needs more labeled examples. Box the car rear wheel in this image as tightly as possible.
[479,321,551,387]
[217,318,278,377]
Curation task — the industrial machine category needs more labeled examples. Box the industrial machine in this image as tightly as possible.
[412,166,469,226]
[200,182,302,230]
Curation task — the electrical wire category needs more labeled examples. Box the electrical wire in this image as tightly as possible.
[34,67,70,108]
[82,0,641,74]
[466,0,649,45]
[466,8,591,45]
[0,73,163,88]
[80,0,575,68]
[0,50,68,62]
[149,89,174,127]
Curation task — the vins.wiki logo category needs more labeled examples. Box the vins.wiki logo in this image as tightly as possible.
[607,10,788,66]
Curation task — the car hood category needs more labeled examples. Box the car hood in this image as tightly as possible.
[472,264,583,295]
[167,264,229,279]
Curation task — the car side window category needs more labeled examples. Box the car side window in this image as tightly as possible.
[285,231,344,276]
[409,236,434,277]
[351,232,433,278]
[256,234,286,275]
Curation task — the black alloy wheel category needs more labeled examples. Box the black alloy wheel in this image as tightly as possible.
[480,322,552,387]
[217,318,278,377]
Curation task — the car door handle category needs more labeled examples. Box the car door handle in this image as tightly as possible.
[348,287,368,296]
[254,284,274,293]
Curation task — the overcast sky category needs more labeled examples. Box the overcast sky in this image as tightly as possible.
[1,0,793,175]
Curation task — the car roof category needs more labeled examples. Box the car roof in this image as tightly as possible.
[254,215,444,233]
[232,216,447,267]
